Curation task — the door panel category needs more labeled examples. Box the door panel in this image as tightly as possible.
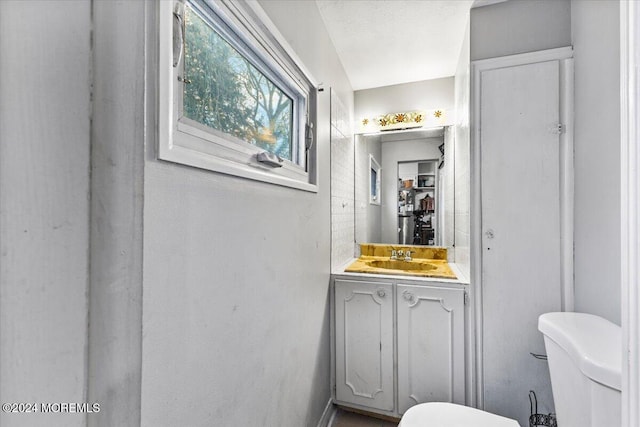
[396,285,465,414]
[334,279,394,411]
[480,60,562,426]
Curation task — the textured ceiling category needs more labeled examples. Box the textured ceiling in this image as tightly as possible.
[316,0,475,91]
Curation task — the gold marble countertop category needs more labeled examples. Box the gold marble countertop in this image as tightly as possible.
[345,244,457,279]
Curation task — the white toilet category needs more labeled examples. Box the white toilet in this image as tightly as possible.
[399,311,621,427]
[398,402,519,427]
[538,311,621,427]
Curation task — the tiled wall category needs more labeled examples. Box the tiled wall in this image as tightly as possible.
[443,127,455,261]
[454,128,470,277]
[454,23,471,278]
[331,90,355,270]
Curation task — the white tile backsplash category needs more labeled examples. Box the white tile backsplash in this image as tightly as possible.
[331,90,355,270]
[454,26,471,279]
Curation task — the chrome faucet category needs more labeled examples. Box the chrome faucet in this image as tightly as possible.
[397,250,404,259]
[404,250,412,261]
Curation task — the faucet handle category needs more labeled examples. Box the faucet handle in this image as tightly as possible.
[405,251,412,261]
[390,250,397,260]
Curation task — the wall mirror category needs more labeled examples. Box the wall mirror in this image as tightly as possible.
[354,126,455,252]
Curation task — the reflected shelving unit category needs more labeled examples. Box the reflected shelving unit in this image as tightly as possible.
[397,160,438,245]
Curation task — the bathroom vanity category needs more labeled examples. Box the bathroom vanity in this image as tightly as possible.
[331,261,470,419]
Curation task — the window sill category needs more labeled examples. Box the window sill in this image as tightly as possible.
[159,141,317,192]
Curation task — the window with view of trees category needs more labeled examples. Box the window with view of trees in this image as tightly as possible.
[183,3,294,161]
[159,0,316,191]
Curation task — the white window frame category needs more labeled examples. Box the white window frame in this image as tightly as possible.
[158,0,317,192]
[369,154,381,205]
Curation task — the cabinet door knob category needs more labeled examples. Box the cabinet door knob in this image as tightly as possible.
[485,229,495,239]
[403,291,415,303]
[377,289,386,298]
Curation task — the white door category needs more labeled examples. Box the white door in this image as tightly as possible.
[396,284,465,414]
[480,60,563,426]
[334,279,394,412]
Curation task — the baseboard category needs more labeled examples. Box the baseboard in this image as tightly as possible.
[316,399,336,427]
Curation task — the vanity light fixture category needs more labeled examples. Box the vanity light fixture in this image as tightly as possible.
[357,108,447,134]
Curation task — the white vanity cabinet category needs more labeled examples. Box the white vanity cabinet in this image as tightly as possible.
[333,276,468,417]
[334,279,394,412]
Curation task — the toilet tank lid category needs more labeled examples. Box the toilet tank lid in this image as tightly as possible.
[538,312,621,391]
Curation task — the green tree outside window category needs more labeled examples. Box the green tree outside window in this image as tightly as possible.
[183,5,293,160]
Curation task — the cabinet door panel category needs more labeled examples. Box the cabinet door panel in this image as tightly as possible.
[480,60,562,426]
[396,285,465,414]
[335,279,394,411]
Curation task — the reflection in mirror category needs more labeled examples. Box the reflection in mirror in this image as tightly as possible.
[355,127,455,254]
[398,159,438,245]
[369,155,381,205]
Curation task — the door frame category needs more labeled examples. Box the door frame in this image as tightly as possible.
[620,2,639,426]
[470,46,574,408]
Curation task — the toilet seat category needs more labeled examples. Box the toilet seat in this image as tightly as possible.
[399,402,520,427]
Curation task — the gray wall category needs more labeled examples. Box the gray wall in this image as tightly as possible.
[88,2,145,426]
[468,2,622,422]
[0,2,92,427]
[355,77,455,125]
[1,1,352,427]
[571,0,621,324]
[469,0,621,369]
[471,0,571,61]
[471,0,622,325]
[140,2,353,427]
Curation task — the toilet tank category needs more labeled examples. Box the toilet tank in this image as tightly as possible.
[538,312,621,427]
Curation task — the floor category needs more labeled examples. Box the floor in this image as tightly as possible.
[330,408,399,427]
